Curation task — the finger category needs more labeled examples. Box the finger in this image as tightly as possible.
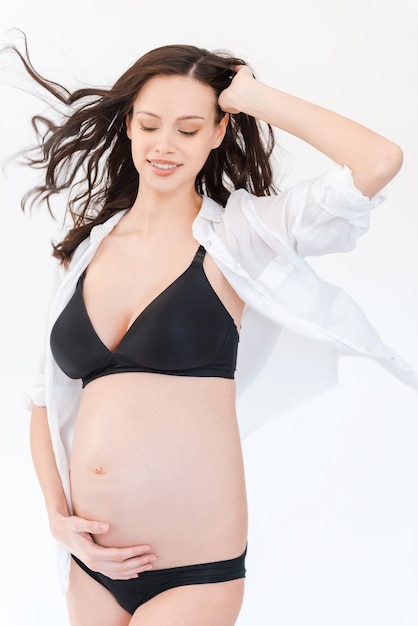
[231,64,253,78]
[85,545,157,573]
[90,544,153,561]
[122,553,158,570]
[120,554,157,577]
[70,517,110,535]
[117,545,155,560]
[108,561,156,580]
[231,64,246,74]
[94,554,157,580]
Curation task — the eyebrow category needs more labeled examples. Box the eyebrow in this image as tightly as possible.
[135,110,206,121]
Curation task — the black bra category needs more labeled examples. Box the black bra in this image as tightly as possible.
[50,246,239,387]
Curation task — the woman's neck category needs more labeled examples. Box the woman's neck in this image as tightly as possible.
[117,186,202,237]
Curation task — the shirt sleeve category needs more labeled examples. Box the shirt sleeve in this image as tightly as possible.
[248,164,387,257]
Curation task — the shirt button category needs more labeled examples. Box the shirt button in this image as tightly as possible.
[234,262,241,269]
[205,240,212,247]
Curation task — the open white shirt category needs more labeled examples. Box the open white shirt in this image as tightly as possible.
[28,163,418,592]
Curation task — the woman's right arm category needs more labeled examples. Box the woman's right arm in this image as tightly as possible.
[29,405,157,579]
[30,405,70,522]
[219,66,402,198]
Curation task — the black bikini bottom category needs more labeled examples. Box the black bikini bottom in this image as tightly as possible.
[71,548,246,615]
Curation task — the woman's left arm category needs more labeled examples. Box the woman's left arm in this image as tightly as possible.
[219,67,403,198]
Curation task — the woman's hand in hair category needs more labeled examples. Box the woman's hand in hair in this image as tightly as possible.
[218,65,256,115]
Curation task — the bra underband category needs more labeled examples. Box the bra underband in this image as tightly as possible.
[50,245,239,386]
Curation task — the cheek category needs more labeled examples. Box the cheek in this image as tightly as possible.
[194,132,219,158]
[130,131,152,158]
[191,143,214,171]
[128,138,148,174]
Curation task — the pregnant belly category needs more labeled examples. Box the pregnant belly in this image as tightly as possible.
[69,373,248,567]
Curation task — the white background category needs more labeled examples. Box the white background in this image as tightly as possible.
[1,0,417,624]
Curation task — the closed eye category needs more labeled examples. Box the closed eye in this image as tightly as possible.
[140,125,158,132]
[179,130,198,136]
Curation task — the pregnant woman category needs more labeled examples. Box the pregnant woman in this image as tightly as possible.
[16,39,410,625]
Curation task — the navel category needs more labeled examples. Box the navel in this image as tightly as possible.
[92,465,106,475]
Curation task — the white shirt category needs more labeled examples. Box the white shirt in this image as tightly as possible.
[28,163,418,592]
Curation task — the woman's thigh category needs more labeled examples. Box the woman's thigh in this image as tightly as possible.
[129,579,245,626]
[66,558,131,626]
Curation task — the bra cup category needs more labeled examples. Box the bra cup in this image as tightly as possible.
[50,283,111,380]
[117,267,233,371]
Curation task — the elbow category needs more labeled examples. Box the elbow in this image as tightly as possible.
[380,141,403,184]
[353,142,403,198]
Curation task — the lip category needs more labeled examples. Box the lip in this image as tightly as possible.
[147,159,182,177]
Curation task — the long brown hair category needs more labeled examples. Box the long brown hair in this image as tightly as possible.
[9,34,278,265]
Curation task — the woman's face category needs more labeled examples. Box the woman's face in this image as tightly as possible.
[126,75,228,197]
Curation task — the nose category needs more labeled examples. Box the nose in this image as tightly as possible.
[154,128,176,154]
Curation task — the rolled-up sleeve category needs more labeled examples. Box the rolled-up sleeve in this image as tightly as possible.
[250,164,387,257]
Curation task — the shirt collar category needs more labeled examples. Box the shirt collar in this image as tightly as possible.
[198,195,223,223]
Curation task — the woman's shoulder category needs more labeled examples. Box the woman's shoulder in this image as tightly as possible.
[66,210,128,272]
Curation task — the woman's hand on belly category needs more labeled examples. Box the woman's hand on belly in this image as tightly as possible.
[50,512,157,579]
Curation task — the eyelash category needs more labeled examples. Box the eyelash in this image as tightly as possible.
[139,125,198,137]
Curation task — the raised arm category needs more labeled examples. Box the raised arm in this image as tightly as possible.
[219,66,403,198]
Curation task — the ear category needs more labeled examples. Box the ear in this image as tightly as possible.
[126,114,132,140]
[212,113,229,149]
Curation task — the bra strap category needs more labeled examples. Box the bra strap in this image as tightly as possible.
[192,245,206,266]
